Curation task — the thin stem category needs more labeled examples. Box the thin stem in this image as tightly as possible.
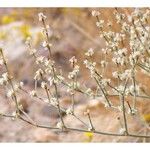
[0,48,19,112]
[94,77,112,107]
[0,112,150,138]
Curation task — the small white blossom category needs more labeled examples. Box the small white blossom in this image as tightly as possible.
[101,78,111,87]
[34,69,44,80]
[48,77,54,86]
[57,75,64,83]
[129,85,140,95]
[127,108,137,115]
[66,107,74,115]
[68,65,80,79]
[19,82,24,88]
[119,128,126,134]
[11,111,19,120]
[29,49,37,55]
[56,121,63,129]
[85,88,94,97]
[118,105,123,112]
[104,102,110,108]
[50,97,58,107]
[42,41,48,48]
[2,72,9,82]
[7,89,15,98]
[69,56,77,65]
[85,48,94,57]
[100,60,108,68]
[36,56,45,64]
[41,82,47,89]
[0,59,4,65]
[29,90,37,97]
[112,71,119,78]
[107,21,112,27]
[92,10,100,17]
[96,20,104,28]
[38,13,47,21]
[0,78,7,85]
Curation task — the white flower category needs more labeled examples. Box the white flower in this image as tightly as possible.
[100,60,107,68]
[88,126,93,131]
[44,59,51,67]
[11,111,19,120]
[122,22,130,32]
[119,128,126,134]
[43,98,49,103]
[50,97,58,107]
[102,48,111,54]
[107,21,112,27]
[57,75,64,83]
[117,85,129,94]
[56,121,63,129]
[84,60,96,70]
[85,88,94,97]
[48,77,54,86]
[7,89,15,98]
[101,78,111,87]
[84,60,97,77]
[42,41,48,48]
[45,25,50,29]
[96,20,104,28]
[127,15,133,22]
[0,59,4,65]
[129,85,140,95]
[115,13,125,23]
[104,102,110,108]
[112,71,119,78]
[42,41,52,49]
[19,82,24,88]
[38,13,47,21]
[127,108,137,115]
[29,90,37,97]
[29,49,37,55]
[69,56,77,65]
[14,84,19,91]
[92,10,100,17]
[41,82,47,89]
[118,105,123,112]
[41,26,52,38]
[2,72,9,82]
[0,78,7,85]
[68,65,80,79]
[66,107,74,115]
[118,48,127,56]
[34,69,44,80]
[36,56,44,64]
[85,48,94,57]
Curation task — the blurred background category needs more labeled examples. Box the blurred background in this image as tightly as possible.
[0,8,149,142]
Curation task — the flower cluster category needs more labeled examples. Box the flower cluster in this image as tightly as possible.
[0,10,150,139]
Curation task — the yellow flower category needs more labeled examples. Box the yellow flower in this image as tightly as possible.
[19,25,31,39]
[84,132,94,142]
[33,32,43,46]
[143,114,150,123]
[0,31,7,40]
[1,15,15,24]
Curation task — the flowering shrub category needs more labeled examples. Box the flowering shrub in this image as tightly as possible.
[0,8,150,141]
